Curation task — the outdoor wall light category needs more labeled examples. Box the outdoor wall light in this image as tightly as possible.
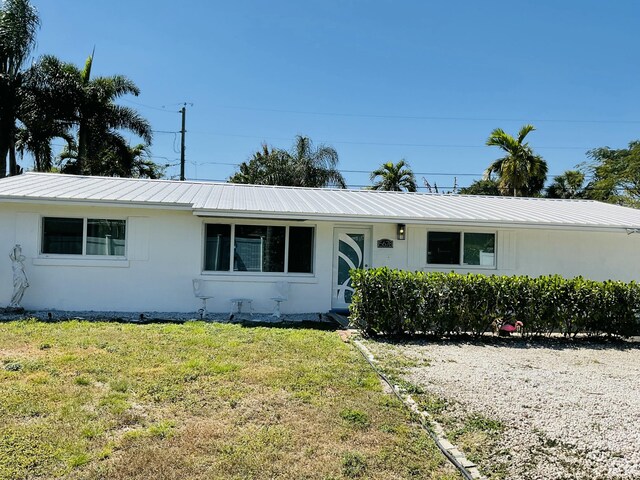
[397,223,406,240]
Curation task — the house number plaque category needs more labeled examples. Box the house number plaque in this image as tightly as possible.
[377,239,394,248]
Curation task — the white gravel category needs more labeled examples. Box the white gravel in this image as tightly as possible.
[368,339,640,480]
[0,309,332,325]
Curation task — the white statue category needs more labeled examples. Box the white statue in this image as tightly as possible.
[9,244,29,309]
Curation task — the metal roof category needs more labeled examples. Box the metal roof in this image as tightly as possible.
[2,172,640,231]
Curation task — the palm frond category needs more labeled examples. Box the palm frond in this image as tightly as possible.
[369,159,417,192]
[80,50,93,85]
[105,104,152,143]
[0,0,40,76]
[485,125,547,196]
[517,124,535,144]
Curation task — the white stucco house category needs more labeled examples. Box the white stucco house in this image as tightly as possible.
[2,172,640,315]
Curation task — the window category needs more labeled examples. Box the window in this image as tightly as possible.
[427,232,460,264]
[463,233,495,266]
[86,219,126,256]
[42,217,126,256]
[427,231,495,267]
[235,225,285,272]
[204,224,231,271]
[42,218,83,254]
[204,224,314,274]
[288,226,314,273]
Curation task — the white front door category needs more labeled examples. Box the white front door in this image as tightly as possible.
[332,228,371,310]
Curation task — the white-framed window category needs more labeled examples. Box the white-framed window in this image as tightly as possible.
[41,217,126,257]
[204,223,314,274]
[427,231,496,267]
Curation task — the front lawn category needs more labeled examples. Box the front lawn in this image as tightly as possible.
[0,320,458,479]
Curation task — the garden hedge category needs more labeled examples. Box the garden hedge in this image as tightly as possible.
[349,268,640,338]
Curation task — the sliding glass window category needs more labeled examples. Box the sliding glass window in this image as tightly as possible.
[427,231,496,267]
[42,217,126,256]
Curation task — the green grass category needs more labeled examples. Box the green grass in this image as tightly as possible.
[363,340,508,479]
[0,320,459,479]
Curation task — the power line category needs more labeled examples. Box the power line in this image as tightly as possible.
[45,143,594,179]
[159,169,629,193]
[215,105,640,125]
[122,98,181,114]
[187,130,594,151]
[181,159,591,179]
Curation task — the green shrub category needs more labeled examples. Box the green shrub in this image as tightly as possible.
[350,268,640,338]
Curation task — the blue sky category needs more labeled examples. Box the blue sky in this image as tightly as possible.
[32,0,640,189]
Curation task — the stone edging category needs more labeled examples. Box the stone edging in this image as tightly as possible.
[352,337,487,480]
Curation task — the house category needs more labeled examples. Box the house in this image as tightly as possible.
[2,172,640,315]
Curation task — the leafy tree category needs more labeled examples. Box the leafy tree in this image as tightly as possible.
[545,170,585,199]
[89,143,164,179]
[1,1,155,178]
[230,136,346,188]
[60,52,153,175]
[458,178,500,196]
[229,144,291,185]
[16,55,79,172]
[369,159,417,192]
[288,135,345,188]
[581,141,640,207]
[484,124,548,197]
[0,0,39,177]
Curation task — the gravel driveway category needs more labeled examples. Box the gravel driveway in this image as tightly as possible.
[365,339,640,480]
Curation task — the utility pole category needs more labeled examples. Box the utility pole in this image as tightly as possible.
[179,104,186,181]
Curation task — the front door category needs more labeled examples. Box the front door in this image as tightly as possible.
[332,228,371,310]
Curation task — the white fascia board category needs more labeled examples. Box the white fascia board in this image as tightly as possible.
[0,197,194,211]
[192,209,637,233]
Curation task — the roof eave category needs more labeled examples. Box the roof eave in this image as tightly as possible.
[192,209,637,233]
[0,197,194,211]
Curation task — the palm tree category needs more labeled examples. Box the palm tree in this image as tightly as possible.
[545,170,585,199]
[230,144,293,185]
[0,0,39,177]
[92,143,164,178]
[369,159,417,192]
[16,55,79,171]
[60,52,153,175]
[484,124,548,197]
[289,135,346,188]
[229,136,346,188]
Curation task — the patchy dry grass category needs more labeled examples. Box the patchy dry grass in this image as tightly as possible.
[363,340,508,479]
[0,321,458,479]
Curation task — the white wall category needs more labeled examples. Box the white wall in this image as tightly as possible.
[0,204,335,313]
[1,202,639,314]
[403,225,640,281]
